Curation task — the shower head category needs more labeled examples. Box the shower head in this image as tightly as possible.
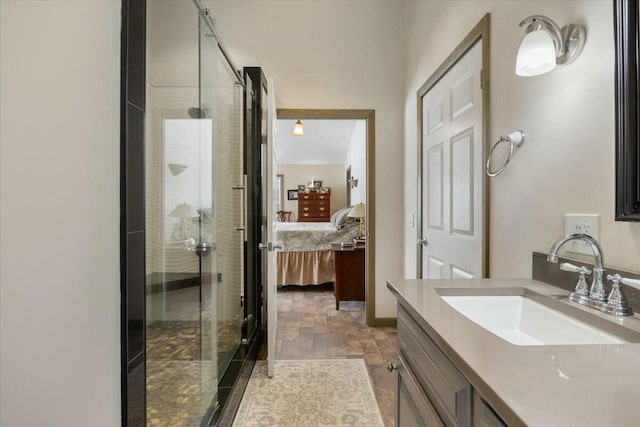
[188,105,210,119]
[188,107,203,118]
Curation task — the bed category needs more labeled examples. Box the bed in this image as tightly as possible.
[276,219,359,286]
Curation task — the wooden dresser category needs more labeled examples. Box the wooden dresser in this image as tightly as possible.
[297,191,331,222]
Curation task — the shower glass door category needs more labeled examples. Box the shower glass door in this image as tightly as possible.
[197,8,243,421]
[145,1,243,425]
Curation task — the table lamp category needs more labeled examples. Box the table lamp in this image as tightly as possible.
[348,202,366,239]
[169,202,199,239]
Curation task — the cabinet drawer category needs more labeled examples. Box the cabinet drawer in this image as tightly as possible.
[300,211,330,219]
[397,351,444,427]
[299,200,328,206]
[300,206,329,213]
[299,193,329,200]
[299,193,330,200]
[398,307,471,427]
[473,395,507,427]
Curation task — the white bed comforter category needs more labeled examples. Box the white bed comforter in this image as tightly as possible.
[276,222,359,252]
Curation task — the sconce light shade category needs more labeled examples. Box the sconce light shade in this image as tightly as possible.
[168,163,188,176]
[515,30,557,76]
[515,15,586,77]
[292,120,304,136]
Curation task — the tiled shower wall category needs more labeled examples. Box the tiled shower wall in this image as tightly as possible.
[144,82,242,326]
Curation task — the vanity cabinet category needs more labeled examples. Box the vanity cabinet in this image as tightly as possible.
[473,395,507,427]
[396,305,507,427]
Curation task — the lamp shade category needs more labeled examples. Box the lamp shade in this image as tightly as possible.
[515,29,556,76]
[169,202,199,218]
[347,202,365,218]
[292,120,304,136]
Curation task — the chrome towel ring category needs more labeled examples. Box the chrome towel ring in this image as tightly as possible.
[486,130,526,177]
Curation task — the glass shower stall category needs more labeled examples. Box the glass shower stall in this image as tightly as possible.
[144,1,253,425]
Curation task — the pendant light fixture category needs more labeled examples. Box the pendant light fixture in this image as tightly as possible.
[292,120,304,136]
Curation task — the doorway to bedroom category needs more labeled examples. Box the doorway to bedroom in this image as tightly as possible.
[274,109,376,326]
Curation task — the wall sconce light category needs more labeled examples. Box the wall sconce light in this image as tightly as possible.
[168,163,188,176]
[292,120,304,136]
[515,15,586,77]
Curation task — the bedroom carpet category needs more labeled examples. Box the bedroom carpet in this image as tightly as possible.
[232,359,385,427]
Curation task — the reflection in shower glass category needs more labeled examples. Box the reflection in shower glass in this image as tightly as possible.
[144,1,243,425]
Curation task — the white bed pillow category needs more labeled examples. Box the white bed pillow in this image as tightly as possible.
[330,205,356,228]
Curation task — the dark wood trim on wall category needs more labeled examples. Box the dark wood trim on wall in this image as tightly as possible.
[614,0,640,221]
[244,67,267,339]
[120,0,146,425]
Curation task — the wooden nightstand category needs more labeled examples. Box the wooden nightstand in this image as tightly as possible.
[331,242,365,310]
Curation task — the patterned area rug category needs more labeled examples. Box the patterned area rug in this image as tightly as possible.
[233,359,385,427]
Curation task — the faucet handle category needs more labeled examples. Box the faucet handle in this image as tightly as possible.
[620,276,640,291]
[603,274,634,317]
[607,273,622,284]
[563,263,592,304]
[560,262,592,275]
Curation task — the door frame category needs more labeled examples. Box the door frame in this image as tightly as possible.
[416,14,491,278]
[276,109,376,326]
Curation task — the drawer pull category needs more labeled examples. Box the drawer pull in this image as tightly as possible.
[319,195,325,199]
[304,207,309,211]
[319,207,325,211]
[303,213,309,217]
[304,196,310,200]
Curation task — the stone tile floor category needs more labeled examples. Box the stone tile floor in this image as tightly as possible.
[146,320,240,426]
[275,283,397,427]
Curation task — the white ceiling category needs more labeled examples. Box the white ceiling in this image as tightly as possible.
[276,119,360,164]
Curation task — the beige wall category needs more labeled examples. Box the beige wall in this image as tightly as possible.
[403,1,640,278]
[278,164,348,221]
[212,0,405,318]
[0,1,121,425]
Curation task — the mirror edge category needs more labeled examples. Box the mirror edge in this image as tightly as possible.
[614,0,640,221]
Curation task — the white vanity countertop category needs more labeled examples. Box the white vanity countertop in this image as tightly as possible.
[387,278,640,427]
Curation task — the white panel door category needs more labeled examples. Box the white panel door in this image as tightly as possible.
[421,41,484,279]
[266,78,278,377]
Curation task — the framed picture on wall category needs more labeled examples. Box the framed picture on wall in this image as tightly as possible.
[297,184,305,191]
[287,190,299,200]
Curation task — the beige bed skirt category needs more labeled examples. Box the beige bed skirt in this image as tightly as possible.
[277,250,335,286]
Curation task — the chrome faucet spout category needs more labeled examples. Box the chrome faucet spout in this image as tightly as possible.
[547,233,607,306]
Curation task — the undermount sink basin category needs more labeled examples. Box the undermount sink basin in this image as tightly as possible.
[440,292,632,346]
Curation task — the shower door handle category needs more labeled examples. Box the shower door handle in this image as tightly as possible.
[237,174,248,239]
